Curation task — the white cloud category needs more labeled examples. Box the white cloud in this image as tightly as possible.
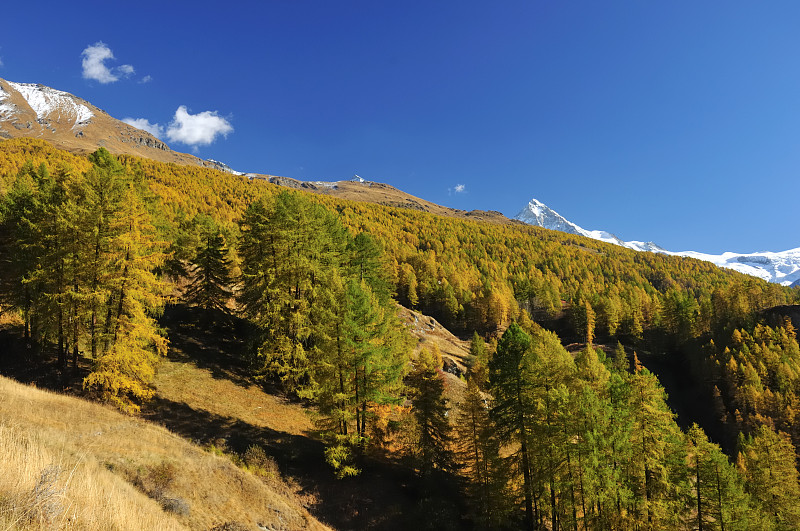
[0,57,3,67]
[165,105,233,147]
[122,117,164,139]
[81,42,135,84]
[139,75,152,84]
[449,183,467,195]
[117,64,135,76]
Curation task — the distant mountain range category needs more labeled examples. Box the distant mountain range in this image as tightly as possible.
[515,198,800,287]
[2,78,798,287]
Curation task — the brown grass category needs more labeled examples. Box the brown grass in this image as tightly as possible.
[0,376,330,531]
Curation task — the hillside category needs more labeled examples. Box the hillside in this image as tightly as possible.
[2,138,800,529]
[258,174,517,224]
[0,77,516,225]
[0,370,330,531]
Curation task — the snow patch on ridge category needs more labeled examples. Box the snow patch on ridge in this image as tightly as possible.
[6,82,94,124]
[0,83,15,117]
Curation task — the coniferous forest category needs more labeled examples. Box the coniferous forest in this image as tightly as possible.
[2,138,800,530]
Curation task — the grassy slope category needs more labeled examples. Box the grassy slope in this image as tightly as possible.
[0,361,330,530]
[146,305,468,531]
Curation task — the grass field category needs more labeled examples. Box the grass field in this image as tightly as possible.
[0,365,330,530]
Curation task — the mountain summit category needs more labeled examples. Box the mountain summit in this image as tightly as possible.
[0,78,210,167]
[515,198,665,253]
[515,197,800,286]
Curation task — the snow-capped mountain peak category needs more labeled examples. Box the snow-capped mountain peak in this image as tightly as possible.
[515,197,799,286]
[0,81,94,125]
[515,198,664,253]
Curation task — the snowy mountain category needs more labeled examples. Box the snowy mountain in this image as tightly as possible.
[0,78,214,168]
[515,198,800,286]
[670,248,800,287]
[0,81,94,125]
[515,198,665,253]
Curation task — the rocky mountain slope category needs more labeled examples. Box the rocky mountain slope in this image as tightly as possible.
[0,78,210,167]
[516,197,800,286]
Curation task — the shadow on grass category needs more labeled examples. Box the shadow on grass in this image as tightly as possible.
[154,305,469,530]
[142,394,451,531]
[0,325,91,392]
[159,305,255,388]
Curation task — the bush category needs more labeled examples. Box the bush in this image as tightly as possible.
[243,444,279,479]
[145,461,176,498]
[160,496,190,516]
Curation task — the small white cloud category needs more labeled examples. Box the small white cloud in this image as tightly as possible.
[0,57,4,67]
[122,117,164,139]
[449,183,467,195]
[139,75,152,84]
[165,105,233,147]
[117,64,135,76]
[81,42,135,84]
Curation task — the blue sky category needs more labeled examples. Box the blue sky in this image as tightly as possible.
[1,1,798,254]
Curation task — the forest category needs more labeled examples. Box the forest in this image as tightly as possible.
[1,138,800,530]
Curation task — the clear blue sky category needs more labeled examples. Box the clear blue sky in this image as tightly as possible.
[1,1,798,254]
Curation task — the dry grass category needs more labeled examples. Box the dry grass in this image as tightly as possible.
[0,376,331,531]
[151,354,313,437]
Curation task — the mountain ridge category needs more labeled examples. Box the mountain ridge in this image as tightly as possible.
[2,77,797,286]
[515,197,800,286]
[0,78,221,169]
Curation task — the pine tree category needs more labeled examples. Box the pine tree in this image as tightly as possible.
[409,348,453,479]
[183,217,233,313]
[489,322,538,530]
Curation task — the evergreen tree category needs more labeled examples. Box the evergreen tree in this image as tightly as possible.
[183,216,233,313]
[489,322,538,530]
[409,348,454,479]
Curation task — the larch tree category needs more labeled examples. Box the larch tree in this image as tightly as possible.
[454,378,510,529]
[738,425,800,530]
[183,216,234,313]
[408,348,454,480]
[238,191,348,393]
[688,423,763,531]
[489,322,538,530]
